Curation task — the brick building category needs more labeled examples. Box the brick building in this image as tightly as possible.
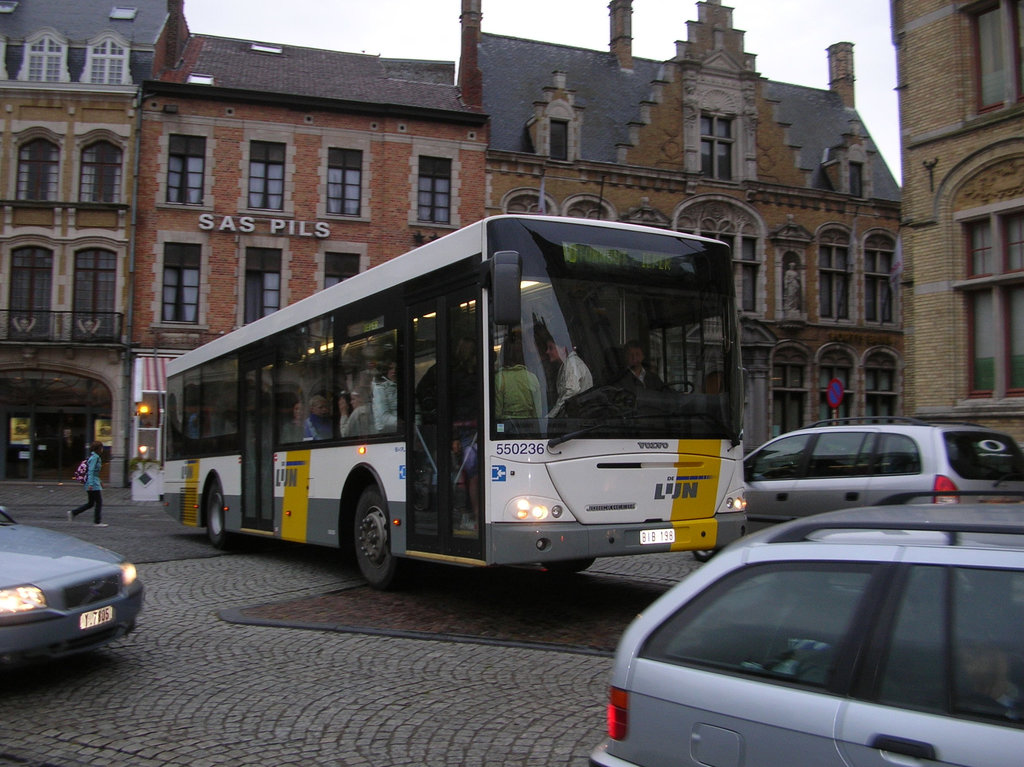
[130,32,487,468]
[0,0,184,483]
[894,0,1024,440]
[461,0,902,448]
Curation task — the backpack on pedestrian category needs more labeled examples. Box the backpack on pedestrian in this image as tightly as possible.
[73,459,88,484]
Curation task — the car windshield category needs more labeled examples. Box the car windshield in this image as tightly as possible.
[486,218,742,444]
[944,431,1024,482]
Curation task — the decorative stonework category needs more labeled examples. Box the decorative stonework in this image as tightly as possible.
[955,156,1024,209]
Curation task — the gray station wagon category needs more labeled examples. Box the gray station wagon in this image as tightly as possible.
[591,504,1024,767]
[743,418,1024,523]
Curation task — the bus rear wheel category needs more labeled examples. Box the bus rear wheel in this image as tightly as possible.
[354,486,401,589]
[205,481,232,549]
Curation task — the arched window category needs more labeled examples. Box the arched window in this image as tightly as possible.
[772,347,807,436]
[25,34,66,82]
[17,139,59,201]
[74,249,118,340]
[10,247,53,339]
[818,230,850,320]
[87,37,128,85]
[864,234,896,324]
[80,141,122,202]
[818,348,854,420]
[865,351,898,417]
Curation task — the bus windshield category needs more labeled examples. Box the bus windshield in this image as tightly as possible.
[487,217,742,445]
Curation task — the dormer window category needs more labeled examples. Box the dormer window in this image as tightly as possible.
[187,73,214,85]
[0,2,19,13]
[87,37,129,85]
[850,161,864,198]
[110,6,137,20]
[550,120,568,161]
[25,34,66,82]
[250,43,283,55]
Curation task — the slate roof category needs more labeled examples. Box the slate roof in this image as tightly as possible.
[480,33,900,202]
[167,35,478,118]
[0,0,168,45]
[1,0,167,83]
[480,33,664,164]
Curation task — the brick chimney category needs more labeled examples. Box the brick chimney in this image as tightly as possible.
[827,42,855,109]
[610,0,633,71]
[152,0,189,75]
[459,0,484,110]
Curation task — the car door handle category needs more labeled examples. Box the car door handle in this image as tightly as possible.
[775,493,788,501]
[845,491,859,501]
[870,735,936,761]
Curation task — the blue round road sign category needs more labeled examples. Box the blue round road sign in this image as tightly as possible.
[827,378,844,408]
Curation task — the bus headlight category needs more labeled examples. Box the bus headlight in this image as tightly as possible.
[724,494,747,512]
[515,497,549,521]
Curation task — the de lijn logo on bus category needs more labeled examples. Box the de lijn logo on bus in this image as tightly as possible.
[654,474,711,500]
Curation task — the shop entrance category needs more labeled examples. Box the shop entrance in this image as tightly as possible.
[0,371,111,481]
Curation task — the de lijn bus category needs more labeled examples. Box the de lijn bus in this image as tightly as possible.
[163,215,748,588]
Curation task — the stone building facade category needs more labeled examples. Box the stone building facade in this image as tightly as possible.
[0,0,185,484]
[894,0,1024,441]
[460,0,903,449]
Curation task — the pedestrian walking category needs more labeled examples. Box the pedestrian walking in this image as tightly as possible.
[69,441,106,526]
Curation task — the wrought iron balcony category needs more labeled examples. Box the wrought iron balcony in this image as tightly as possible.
[0,311,123,344]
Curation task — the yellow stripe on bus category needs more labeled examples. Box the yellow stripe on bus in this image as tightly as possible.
[669,439,723,521]
[281,450,311,543]
[668,517,719,552]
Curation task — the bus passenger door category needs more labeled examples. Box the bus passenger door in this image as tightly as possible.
[241,355,275,533]
[407,289,482,561]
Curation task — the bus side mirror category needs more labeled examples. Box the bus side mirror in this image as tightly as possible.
[490,250,522,326]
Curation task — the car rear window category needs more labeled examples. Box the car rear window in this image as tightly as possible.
[943,431,1024,481]
[640,562,877,689]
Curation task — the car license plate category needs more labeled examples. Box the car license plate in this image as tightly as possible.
[79,605,114,631]
[641,528,675,545]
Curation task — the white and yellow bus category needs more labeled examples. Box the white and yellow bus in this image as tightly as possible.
[163,215,747,588]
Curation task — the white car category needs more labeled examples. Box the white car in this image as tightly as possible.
[0,507,143,667]
[592,503,1024,767]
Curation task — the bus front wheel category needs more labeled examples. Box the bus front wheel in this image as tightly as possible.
[206,481,232,550]
[354,486,401,589]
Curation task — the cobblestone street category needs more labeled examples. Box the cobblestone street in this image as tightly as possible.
[0,482,698,766]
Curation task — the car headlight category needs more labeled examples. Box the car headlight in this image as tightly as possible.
[0,585,47,614]
[120,562,138,587]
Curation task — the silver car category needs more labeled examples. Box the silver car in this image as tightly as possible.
[0,507,143,667]
[591,504,1024,767]
[744,418,1024,523]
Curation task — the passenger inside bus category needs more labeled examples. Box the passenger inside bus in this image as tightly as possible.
[336,391,352,435]
[617,339,669,393]
[344,387,375,437]
[533,322,593,417]
[495,329,542,419]
[303,393,332,440]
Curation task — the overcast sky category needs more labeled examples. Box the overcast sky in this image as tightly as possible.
[183,0,902,183]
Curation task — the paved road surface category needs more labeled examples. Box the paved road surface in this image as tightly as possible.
[0,482,698,767]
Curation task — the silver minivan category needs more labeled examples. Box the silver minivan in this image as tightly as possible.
[590,505,1024,767]
[744,418,1024,523]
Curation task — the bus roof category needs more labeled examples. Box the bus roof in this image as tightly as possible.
[166,215,722,377]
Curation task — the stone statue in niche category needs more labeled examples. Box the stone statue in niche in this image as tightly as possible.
[784,263,802,313]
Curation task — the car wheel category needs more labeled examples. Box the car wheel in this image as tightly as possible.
[692,549,716,562]
[354,486,402,589]
[544,557,596,574]
[206,481,232,549]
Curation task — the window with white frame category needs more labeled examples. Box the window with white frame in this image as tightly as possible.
[964,210,1024,394]
[244,248,281,323]
[167,134,206,205]
[25,35,65,82]
[87,38,128,84]
[162,243,201,324]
